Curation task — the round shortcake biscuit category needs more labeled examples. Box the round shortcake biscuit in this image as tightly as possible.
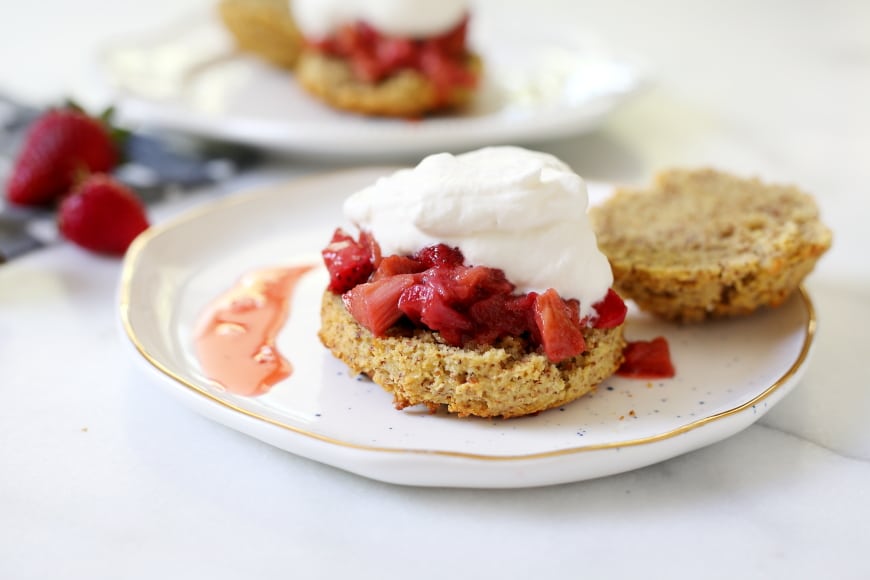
[589,168,832,323]
[218,0,304,69]
[318,291,625,419]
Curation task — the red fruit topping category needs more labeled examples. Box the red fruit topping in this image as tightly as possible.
[617,337,676,379]
[396,282,433,325]
[453,265,514,301]
[342,274,418,336]
[57,174,149,255]
[311,17,477,101]
[467,293,535,344]
[591,289,628,329]
[414,243,464,268]
[428,17,469,56]
[372,254,426,281]
[376,37,416,70]
[322,228,379,293]
[397,282,472,346]
[321,233,625,363]
[7,107,119,206]
[358,229,382,269]
[533,289,587,363]
[417,292,473,346]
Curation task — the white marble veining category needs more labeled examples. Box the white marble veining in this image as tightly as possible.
[1,0,869,578]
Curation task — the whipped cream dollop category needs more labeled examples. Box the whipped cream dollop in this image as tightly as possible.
[290,0,468,39]
[343,147,614,319]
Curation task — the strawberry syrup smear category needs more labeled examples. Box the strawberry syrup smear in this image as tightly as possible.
[195,265,315,396]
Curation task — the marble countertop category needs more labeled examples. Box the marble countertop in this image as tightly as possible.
[2,0,869,578]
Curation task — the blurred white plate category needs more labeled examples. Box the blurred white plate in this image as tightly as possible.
[119,168,816,488]
[100,9,648,158]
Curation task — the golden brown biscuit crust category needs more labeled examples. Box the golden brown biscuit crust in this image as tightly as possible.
[295,50,481,117]
[218,0,304,69]
[589,168,832,323]
[318,291,625,418]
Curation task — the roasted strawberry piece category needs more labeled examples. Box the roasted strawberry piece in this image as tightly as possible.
[371,254,426,281]
[414,243,464,268]
[322,228,378,293]
[398,282,470,345]
[591,289,628,329]
[342,274,417,336]
[450,265,514,305]
[534,289,587,363]
[418,292,472,346]
[417,263,505,309]
[376,37,416,70]
[506,293,538,335]
[617,336,675,379]
[467,293,531,343]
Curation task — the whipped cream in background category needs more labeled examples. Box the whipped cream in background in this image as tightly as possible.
[291,0,468,39]
[343,147,614,319]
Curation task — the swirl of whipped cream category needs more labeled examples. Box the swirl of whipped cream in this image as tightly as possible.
[343,146,614,318]
[290,0,468,39]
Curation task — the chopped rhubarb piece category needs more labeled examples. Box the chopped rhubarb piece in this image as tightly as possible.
[342,274,417,336]
[371,254,425,281]
[617,337,675,379]
[397,283,432,325]
[591,289,628,329]
[534,289,586,363]
[322,228,378,294]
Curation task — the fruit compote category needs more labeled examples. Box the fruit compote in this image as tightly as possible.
[322,228,627,363]
[308,17,478,101]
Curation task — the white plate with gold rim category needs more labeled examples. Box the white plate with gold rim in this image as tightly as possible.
[119,167,816,488]
[99,9,647,158]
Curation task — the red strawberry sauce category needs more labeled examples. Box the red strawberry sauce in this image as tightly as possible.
[195,265,314,396]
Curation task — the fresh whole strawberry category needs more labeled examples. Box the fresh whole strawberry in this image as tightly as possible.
[6,106,119,206]
[58,174,149,255]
